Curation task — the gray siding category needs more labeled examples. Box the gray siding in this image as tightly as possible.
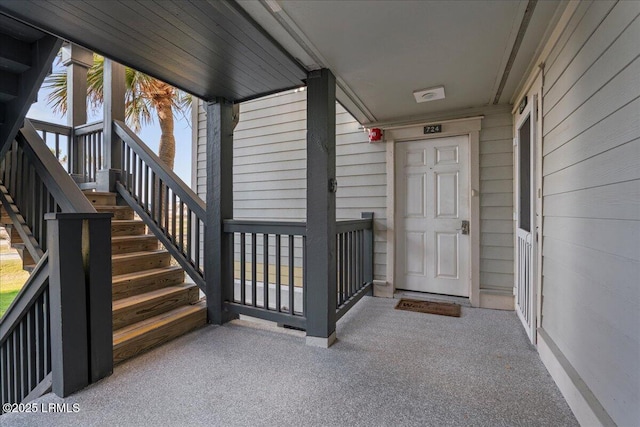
[196,95,514,291]
[479,108,514,292]
[540,1,640,425]
[196,91,388,280]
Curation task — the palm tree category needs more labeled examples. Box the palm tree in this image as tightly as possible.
[45,53,190,170]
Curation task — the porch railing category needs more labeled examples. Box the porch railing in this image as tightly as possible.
[222,213,374,330]
[224,220,307,329]
[114,120,206,290]
[0,254,51,405]
[0,120,112,405]
[336,213,374,320]
[30,119,72,172]
[30,119,104,184]
[73,121,103,183]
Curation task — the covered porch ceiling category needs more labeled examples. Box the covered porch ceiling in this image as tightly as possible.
[0,0,308,103]
[238,0,564,124]
[0,0,563,124]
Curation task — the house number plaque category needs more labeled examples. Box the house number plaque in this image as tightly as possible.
[423,124,442,134]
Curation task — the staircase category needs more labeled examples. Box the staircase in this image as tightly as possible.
[85,190,206,364]
[1,192,206,365]
[0,14,208,403]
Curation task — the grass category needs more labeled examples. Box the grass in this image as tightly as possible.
[0,257,29,317]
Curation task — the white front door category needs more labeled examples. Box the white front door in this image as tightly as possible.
[395,135,470,296]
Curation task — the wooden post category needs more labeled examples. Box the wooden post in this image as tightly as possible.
[47,212,113,397]
[205,98,236,325]
[98,58,125,191]
[61,43,92,176]
[305,69,337,347]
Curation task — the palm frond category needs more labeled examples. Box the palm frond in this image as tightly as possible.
[44,50,192,131]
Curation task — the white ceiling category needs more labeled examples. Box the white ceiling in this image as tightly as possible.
[238,0,564,124]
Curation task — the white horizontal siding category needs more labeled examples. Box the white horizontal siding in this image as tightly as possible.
[540,2,640,425]
[196,90,387,280]
[479,108,514,292]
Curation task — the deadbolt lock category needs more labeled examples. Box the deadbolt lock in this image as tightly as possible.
[458,220,470,235]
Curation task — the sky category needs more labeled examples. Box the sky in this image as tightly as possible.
[27,61,193,185]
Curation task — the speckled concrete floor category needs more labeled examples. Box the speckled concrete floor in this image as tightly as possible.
[1,297,578,427]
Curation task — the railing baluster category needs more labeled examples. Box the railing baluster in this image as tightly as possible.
[66,132,72,173]
[55,133,60,161]
[351,231,356,297]
[27,309,36,391]
[288,235,294,315]
[97,132,102,177]
[240,232,246,305]
[338,233,344,305]
[179,201,185,253]
[186,208,192,261]
[91,134,100,181]
[263,233,269,310]
[20,321,28,401]
[251,233,257,307]
[164,183,170,233]
[44,289,50,377]
[275,234,281,312]
[194,219,200,271]
[127,145,132,189]
[9,333,15,403]
[171,192,177,244]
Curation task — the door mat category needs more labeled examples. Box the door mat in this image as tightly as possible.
[395,298,461,317]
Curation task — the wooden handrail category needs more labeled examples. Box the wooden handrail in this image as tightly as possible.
[29,119,72,136]
[224,219,307,235]
[19,119,96,213]
[74,121,104,136]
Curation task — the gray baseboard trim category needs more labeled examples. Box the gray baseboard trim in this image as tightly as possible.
[537,328,615,427]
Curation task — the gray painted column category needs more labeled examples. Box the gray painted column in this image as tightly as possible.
[46,212,113,397]
[61,43,92,176]
[305,69,337,347]
[205,98,237,325]
[98,58,125,191]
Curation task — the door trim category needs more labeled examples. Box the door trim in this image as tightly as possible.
[384,117,482,306]
[513,73,542,344]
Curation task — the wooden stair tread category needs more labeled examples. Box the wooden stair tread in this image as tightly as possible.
[112,267,183,283]
[112,283,197,312]
[112,249,167,261]
[95,206,132,211]
[112,266,183,284]
[112,302,206,364]
[113,302,205,344]
[112,219,144,224]
[111,234,156,242]
[82,191,116,196]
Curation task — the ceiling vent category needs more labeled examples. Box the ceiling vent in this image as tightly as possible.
[413,86,445,103]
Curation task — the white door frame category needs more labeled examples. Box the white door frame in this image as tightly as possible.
[384,117,481,306]
[514,98,537,343]
[512,68,543,343]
